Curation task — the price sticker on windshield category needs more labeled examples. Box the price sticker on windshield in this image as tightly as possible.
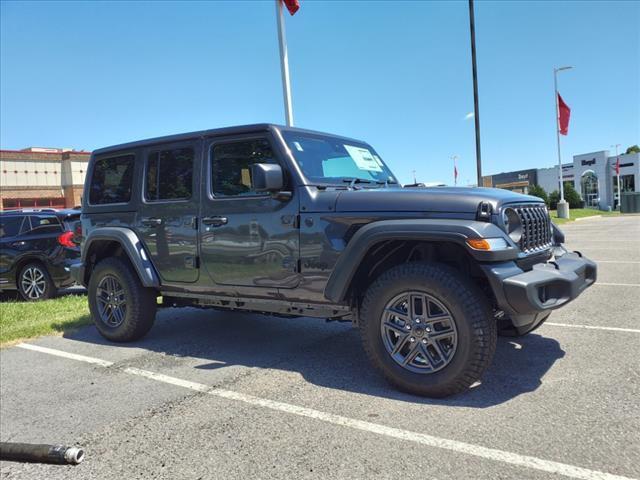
[344,145,383,172]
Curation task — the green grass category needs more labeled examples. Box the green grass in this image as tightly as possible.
[549,208,620,224]
[0,294,91,346]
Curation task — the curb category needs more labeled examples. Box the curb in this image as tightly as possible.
[574,215,602,222]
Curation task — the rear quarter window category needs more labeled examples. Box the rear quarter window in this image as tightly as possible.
[24,215,63,235]
[89,154,135,205]
[0,216,25,238]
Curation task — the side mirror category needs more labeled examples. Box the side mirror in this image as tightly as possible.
[251,163,284,192]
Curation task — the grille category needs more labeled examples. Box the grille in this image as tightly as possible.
[514,204,553,253]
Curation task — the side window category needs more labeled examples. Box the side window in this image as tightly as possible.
[23,215,62,235]
[211,139,278,197]
[0,216,24,238]
[145,147,194,201]
[89,154,135,205]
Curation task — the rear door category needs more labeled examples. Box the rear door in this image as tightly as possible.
[136,140,200,283]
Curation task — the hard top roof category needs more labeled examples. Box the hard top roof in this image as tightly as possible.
[92,124,367,156]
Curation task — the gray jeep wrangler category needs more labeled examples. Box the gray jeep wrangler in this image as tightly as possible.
[72,124,596,397]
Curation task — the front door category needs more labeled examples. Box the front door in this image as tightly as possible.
[199,135,300,289]
[136,141,200,283]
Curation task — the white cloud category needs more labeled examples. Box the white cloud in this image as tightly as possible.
[464,112,475,120]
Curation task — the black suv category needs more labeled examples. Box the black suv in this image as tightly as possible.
[0,209,81,300]
[73,124,596,397]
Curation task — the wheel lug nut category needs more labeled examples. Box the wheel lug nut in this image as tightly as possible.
[422,339,427,344]
[405,325,411,330]
[409,337,415,342]
[415,319,421,323]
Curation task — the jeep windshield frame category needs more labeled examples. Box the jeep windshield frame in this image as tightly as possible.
[279,130,398,187]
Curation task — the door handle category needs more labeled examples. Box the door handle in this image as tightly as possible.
[202,216,228,227]
[142,217,163,227]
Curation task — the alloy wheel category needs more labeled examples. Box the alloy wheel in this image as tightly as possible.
[20,266,47,300]
[380,291,458,374]
[96,275,128,328]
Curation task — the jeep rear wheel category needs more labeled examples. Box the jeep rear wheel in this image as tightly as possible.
[359,262,496,398]
[88,257,157,342]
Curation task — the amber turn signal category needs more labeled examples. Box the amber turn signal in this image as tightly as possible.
[466,238,491,250]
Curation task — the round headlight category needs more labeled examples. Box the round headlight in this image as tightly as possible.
[502,208,522,244]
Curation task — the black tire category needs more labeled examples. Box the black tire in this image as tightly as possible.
[359,262,496,398]
[18,262,57,301]
[88,257,157,342]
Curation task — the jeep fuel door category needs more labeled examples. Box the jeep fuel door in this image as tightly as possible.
[200,136,300,289]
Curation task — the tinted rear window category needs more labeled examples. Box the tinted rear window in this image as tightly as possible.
[145,148,194,201]
[24,215,63,235]
[89,154,135,205]
[0,216,24,238]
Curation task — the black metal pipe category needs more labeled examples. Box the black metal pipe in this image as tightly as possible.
[0,442,84,465]
[468,0,483,187]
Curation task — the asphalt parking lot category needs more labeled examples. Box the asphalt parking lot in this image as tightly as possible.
[1,215,638,480]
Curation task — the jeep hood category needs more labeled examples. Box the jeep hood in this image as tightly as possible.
[333,186,542,213]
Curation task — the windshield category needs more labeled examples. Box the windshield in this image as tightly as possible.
[280,131,397,185]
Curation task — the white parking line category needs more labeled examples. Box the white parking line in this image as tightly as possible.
[544,323,640,334]
[594,282,640,287]
[14,343,635,480]
[16,343,114,367]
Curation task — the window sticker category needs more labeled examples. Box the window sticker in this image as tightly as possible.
[344,145,383,172]
[293,141,304,152]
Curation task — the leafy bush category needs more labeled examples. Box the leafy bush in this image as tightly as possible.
[527,184,548,204]
[549,182,583,209]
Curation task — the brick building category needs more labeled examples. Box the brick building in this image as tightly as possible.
[0,147,91,210]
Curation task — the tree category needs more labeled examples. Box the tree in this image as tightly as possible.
[625,145,640,155]
[564,182,583,208]
[549,182,582,209]
[527,184,548,205]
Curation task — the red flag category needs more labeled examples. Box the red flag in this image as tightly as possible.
[282,0,299,15]
[615,156,620,175]
[558,93,571,136]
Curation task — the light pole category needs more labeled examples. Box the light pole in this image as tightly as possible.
[611,144,621,210]
[554,65,573,219]
[468,0,482,187]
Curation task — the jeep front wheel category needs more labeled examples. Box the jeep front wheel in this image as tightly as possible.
[359,262,496,398]
[88,257,157,342]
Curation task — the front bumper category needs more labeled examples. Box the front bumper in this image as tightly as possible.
[481,248,597,329]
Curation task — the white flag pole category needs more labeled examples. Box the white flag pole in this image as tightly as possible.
[275,0,294,126]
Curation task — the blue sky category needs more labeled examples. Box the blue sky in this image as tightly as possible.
[1,0,638,185]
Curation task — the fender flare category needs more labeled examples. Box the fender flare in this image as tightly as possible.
[81,227,160,288]
[323,219,517,303]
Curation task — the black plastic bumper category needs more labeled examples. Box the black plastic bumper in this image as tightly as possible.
[481,250,597,328]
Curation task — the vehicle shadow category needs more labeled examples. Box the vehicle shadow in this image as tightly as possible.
[63,308,565,408]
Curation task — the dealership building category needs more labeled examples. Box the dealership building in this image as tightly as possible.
[0,147,91,210]
[482,149,639,210]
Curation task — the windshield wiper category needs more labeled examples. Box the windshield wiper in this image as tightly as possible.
[342,178,372,189]
[375,179,398,188]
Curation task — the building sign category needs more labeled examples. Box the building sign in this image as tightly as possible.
[487,168,538,191]
[581,158,596,166]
